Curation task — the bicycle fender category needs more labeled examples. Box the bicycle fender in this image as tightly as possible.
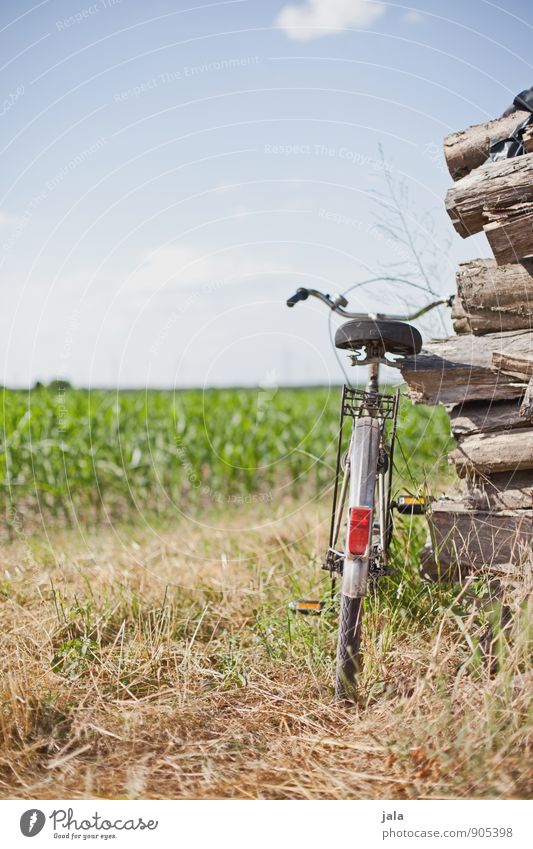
[342,417,380,599]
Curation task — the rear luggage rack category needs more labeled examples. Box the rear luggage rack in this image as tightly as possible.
[342,386,398,421]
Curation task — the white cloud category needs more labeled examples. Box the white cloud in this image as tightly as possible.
[0,210,18,229]
[127,245,227,295]
[404,10,423,23]
[125,244,285,296]
[276,0,386,42]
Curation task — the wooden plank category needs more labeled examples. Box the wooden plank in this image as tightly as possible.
[453,258,533,334]
[449,399,527,436]
[449,429,533,475]
[401,330,532,404]
[421,501,532,578]
[443,110,529,181]
[463,471,533,511]
[445,152,533,238]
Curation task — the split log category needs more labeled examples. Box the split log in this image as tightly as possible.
[522,125,533,153]
[421,500,532,578]
[520,376,533,421]
[443,110,529,181]
[449,429,533,475]
[401,330,532,405]
[492,352,533,378]
[450,296,473,335]
[445,152,533,238]
[484,205,533,265]
[453,297,532,334]
[449,399,528,436]
[452,258,533,335]
[464,471,532,511]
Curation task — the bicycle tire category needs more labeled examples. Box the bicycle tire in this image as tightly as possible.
[335,594,364,701]
[334,416,380,701]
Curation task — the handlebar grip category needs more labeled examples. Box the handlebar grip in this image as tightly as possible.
[286,287,309,307]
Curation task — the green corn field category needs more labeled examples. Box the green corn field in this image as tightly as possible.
[1,385,453,529]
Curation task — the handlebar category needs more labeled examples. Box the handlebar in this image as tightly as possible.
[286,287,454,322]
[286,287,309,307]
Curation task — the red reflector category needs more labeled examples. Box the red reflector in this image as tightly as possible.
[348,507,372,556]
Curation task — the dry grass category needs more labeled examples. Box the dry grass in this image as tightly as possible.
[0,503,531,800]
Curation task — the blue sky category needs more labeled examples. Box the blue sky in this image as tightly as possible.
[1,0,532,387]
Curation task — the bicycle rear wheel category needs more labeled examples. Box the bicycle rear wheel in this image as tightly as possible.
[335,416,381,701]
[335,594,364,700]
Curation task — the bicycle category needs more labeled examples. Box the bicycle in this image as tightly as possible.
[286,286,453,701]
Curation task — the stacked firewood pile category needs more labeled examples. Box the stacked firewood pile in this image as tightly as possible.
[401,105,533,577]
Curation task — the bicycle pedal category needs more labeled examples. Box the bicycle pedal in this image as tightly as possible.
[393,495,433,515]
[289,599,325,615]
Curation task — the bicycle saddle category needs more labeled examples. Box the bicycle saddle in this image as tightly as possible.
[335,319,422,356]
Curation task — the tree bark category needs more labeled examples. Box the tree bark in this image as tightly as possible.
[449,429,533,475]
[452,258,533,334]
[401,330,532,404]
[445,152,533,238]
[520,376,533,421]
[443,110,529,181]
